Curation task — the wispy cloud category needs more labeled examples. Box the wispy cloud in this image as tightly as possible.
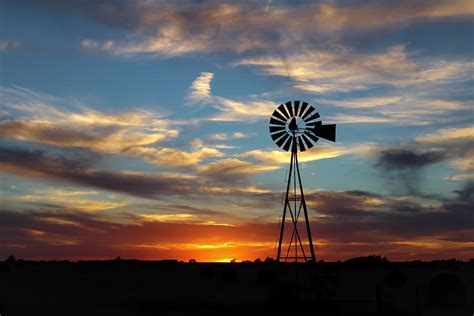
[443,174,474,182]
[126,146,223,168]
[0,86,178,153]
[0,86,239,168]
[16,192,127,213]
[416,126,474,144]
[197,158,279,179]
[236,45,472,94]
[187,72,276,121]
[68,1,474,56]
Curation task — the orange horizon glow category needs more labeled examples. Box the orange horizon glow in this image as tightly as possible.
[5,227,473,263]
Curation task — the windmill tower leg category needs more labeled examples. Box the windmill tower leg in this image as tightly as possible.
[276,151,293,262]
[295,152,317,262]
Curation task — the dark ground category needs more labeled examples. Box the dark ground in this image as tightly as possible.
[1,256,472,316]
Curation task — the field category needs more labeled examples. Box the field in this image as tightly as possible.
[1,257,472,316]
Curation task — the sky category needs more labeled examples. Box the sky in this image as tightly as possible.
[0,0,473,262]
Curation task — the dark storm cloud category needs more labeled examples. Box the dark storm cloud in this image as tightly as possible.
[373,127,474,193]
[374,148,446,193]
[376,148,446,170]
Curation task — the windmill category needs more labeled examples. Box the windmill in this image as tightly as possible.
[269,101,336,262]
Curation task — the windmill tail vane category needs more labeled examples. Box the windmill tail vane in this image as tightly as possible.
[269,101,336,262]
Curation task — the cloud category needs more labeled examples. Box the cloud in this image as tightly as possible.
[1,182,472,261]
[125,146,223,168]
[233,43,471,126]
[0,146,198,198]
[0,86,238,168]
[444,174,474,182]
[209,133,228,141]
[324,97,472,125]
[416,126,474,144]
[187,72,214,103]
[416,127,474,171]
[376,148,446,170]
[0,145,277,201]
[325,114,394,125]
[302,184,474,255]
[0,40,20,51]
[240,146,347,164]
[186,64,468,126]
[370,126,474,192]
[209,132,247,141]
[0,120,173,153]
[375,148,447,193]
[0,86,178,150]
[197,158,278,181]
[30,1,473,56]
[139,213,196,223]
[236,45,472,94]
[15,190,127,213]
[81,39,114,51]
[233,132,246,139]
[186,72,277,121]
[210,96,277,121]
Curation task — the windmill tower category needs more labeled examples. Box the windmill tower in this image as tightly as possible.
[269,101,336,262]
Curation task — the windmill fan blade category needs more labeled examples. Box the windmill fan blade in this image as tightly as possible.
[294,101,300,116]
[304,130,319,144]
[276,133,290,148]
[282,136,293,151]
[305,121,321,128]
[301,133,314,149]
[270,117,285,126]
[285,101,294,117]
[269,125,285,133]
[297,136,306,152]
[299,102,309,118]
[278,104,290,119]
[271,130,287,141]
[302,105,315,120]
[313,123,336,142]
[272,110,287,122]
[304,112,320,123]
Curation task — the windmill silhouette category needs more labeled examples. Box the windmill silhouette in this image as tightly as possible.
[269,101,336,262]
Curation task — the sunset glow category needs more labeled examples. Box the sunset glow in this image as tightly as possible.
[1,0,472,262]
